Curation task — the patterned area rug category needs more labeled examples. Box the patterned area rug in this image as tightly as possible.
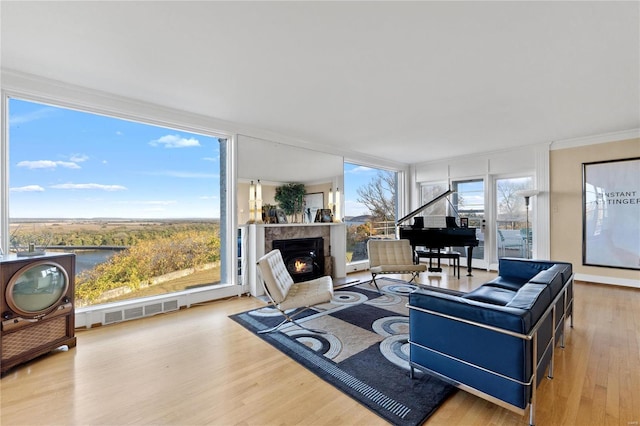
[229,277,457,426]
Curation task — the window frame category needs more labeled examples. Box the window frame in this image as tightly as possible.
[343,160,404,269]
[1,85,240,324]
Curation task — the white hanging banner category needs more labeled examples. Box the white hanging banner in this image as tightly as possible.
[582,157,640,270]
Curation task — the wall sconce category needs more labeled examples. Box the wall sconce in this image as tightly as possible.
[328,187,341,222]
[255,180,263,224]
[248,180,256,224]
[333,187,341,222]
[247,180,264,224]
[328,188,334,211]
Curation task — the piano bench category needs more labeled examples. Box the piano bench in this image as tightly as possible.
[415,249,461,279]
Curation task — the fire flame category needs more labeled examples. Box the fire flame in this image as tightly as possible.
[294,259,307,273]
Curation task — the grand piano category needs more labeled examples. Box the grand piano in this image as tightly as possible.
[397,188,479,276]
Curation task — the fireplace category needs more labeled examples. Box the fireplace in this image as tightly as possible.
[272,237,324,283]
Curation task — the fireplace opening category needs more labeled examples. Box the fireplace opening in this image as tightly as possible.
[273,237,324,283]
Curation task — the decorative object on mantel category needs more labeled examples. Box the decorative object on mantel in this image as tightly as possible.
[303,192,324,224]
[247,180,263,224]
[275,183,306,223]
[262,204,276,224]
[314,208,334,223]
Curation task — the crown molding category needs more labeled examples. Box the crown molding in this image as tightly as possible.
[550,129,640,151]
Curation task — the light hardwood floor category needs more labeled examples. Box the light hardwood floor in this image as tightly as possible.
[1,268,639,426]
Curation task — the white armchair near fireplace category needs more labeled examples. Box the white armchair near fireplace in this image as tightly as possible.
[255,249,334,333]
[242,222,347,297]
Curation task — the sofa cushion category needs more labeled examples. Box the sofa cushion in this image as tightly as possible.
[506,283,551,327]
[462,285,517,305]
[484,276,527,291]
[528,266,564,298]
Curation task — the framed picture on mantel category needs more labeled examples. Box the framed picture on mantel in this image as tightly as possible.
[582,157,640,270]
[275,209,288,224]
[304,192,324,224]
[314,209,333,223]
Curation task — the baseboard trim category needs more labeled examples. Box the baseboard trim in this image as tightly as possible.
[575,273,639,289]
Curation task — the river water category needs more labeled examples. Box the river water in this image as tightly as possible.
[48,249,120,274]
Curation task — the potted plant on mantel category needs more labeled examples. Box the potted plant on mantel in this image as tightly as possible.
[274,183,306,223]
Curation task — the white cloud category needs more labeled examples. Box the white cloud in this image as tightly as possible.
[50,183,127,191]
[17,160,81,170]
[56,161,82,169]
[10,185,45,192]
[69,154,89,163]
[9,107,57,126]
[17,160,57,169]
[149,134,201,148]
[346,166,374,174]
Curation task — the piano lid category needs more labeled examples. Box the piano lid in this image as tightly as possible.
[396,188,454,227]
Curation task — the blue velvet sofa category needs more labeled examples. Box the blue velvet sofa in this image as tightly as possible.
[407,258,574,425]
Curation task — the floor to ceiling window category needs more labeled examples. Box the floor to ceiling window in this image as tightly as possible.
[343,162,397,265]
[4,97,229,308]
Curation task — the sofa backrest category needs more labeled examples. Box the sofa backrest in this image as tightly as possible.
[498,258,571,283]
[412,286,547,335]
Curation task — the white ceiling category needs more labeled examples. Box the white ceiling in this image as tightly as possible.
[1,1,639,165]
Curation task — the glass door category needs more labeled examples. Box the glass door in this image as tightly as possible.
[451,179,488,270]
[495,176,534,260]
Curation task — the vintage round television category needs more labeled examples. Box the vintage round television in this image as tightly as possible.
[1,253,76,375]
[5,260,70,317]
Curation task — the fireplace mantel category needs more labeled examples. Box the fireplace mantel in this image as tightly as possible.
[241,223,346,296]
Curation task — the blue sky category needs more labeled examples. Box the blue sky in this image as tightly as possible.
[8,98,389,219]
[9,98,221,219]
[343,162,389,217]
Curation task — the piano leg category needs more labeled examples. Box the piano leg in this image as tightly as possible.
[466,246,474,276]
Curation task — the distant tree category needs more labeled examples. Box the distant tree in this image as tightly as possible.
[347,222,375,245]
[497,180,529,226]
[356,170,396,221]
